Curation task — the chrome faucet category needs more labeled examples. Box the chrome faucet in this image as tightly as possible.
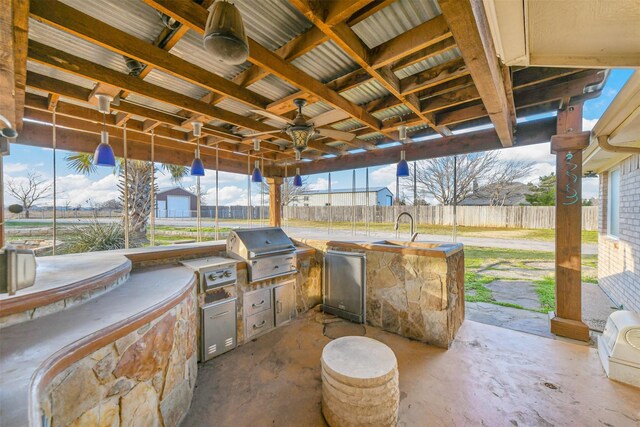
[394,212,418,242]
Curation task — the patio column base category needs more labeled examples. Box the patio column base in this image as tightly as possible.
[549,313,590,341]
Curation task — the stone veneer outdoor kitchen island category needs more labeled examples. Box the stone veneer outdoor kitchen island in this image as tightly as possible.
[299,239,465,348]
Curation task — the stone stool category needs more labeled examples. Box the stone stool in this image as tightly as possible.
[321,336,399,427]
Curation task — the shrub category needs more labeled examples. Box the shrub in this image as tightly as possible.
[66,221,126,253]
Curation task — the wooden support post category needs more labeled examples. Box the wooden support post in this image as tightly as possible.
[549,104,590,341]
[267,177,283,228]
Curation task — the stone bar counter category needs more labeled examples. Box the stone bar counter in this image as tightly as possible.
[0,241,318,427]
[298,239,465,348]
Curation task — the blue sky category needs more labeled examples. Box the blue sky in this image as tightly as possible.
[3,69,634,207]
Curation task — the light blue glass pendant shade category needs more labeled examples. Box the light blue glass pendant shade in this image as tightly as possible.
[251,160,262,183]
[94,131,116,167]
[293,167,303,187]
[396,150,410,177]
[191,157,205,176]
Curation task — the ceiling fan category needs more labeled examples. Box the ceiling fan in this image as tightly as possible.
[245,99,356,157]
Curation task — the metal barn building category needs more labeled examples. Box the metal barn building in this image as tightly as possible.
[290,187,393,207]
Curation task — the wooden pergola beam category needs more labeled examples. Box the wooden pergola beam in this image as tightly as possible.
[399,57,468,95]
[29,0,272,110]
[17,120,253,175]
[27,41,286,136]
[369,15,452,69]
[0,0,28,132]
[289,116,556,176]
[439,0,515,147]
[142,0,384,135]
[290,0,451,138]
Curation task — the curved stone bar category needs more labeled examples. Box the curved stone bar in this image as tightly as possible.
[0,253,132,327]
[0,249,199,427]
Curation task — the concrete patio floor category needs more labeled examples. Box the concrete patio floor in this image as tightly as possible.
[183,311,639,427]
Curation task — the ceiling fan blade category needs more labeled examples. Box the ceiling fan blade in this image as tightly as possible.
[243,130,281,138]
[310,109,350,127]
[250,109,294,125]
[316,128,356,141]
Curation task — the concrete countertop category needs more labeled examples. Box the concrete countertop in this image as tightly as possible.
[299,239,463,259]
[0,264,196,427]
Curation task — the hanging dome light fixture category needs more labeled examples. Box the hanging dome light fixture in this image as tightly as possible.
[396,125,409,177]
[293,167,303,187]
[203,0,249,65]
[191,121,205,176]
[93,94,116,167]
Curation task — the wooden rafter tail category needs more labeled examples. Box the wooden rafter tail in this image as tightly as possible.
[438,0,515,147]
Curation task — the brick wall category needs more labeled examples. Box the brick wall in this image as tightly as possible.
[598,154,640,312]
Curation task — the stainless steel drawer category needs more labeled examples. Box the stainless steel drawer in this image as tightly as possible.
[201,298,237,362]
[244,287,272,317]
[245,310,274,339]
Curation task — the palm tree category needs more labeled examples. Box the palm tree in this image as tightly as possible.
[66,153,188,242]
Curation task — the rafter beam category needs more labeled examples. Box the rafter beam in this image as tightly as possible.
[369,15,452,69]
[399,57,468,95]
[17,120,255,175]
[291,117,556,176]
[289,0,451,137]
[27,41,286,136]
[29,0,271,110]
[439,0,515,146]
[436,70,606,126]
[142,0,384,135]
[0,0,28,131]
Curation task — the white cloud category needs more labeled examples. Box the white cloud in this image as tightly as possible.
[3,162,30,175]
[582,118,598,131]
[308,177,339,191]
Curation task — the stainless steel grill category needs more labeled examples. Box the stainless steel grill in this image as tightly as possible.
[226,227,297,283]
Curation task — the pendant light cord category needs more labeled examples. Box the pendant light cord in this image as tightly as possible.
[196,134,202,242]
[215,147,219,240]
[52,106,57,256]
[123,123,130,249]
[150,130,155,246]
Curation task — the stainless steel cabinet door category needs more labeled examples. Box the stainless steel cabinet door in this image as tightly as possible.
[273,280,295,327]
[201,298,237,362]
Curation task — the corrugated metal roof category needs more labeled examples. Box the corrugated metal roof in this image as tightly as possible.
[169,30,248,80]
[341,80,390,104]
[59,0,162,44]
[304,102,333,118]
[27,60,97,90]
[235,0,312,51]
[142,68,210,100]
[29,18,129,74]
[351,0,442,49]
[373,104,412,121]
[394,48,462,79]
[125,93,181,114]
[216,98,253,116]
[291,40,359,83]
[246,75,297,101]
[331,118,363,132]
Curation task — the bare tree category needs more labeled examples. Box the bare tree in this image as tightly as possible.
[477,159,535,206]
[261,176,310,206]
[6,172,52,218]
[406,152,533,205]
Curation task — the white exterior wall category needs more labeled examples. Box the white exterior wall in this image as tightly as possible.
[291,191,391,206]
[598,154,640,312]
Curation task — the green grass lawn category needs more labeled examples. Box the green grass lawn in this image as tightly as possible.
[463,246,598,313]
[281,219,598,244]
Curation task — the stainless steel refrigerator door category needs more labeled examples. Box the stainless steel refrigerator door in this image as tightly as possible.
[323,251,366,323]
[201,298,237,362]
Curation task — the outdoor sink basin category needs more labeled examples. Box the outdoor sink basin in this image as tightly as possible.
[371,240,463,257]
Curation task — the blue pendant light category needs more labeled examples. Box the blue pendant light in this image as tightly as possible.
[396,150,410,177]
[190,121,205,176]
[293,167,303,187]
[94,131,116,167]
[93,94,116,167]
[395,124,409,177]
[251,159,262,182]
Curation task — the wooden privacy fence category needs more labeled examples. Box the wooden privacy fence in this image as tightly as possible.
[283,205,598,231]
